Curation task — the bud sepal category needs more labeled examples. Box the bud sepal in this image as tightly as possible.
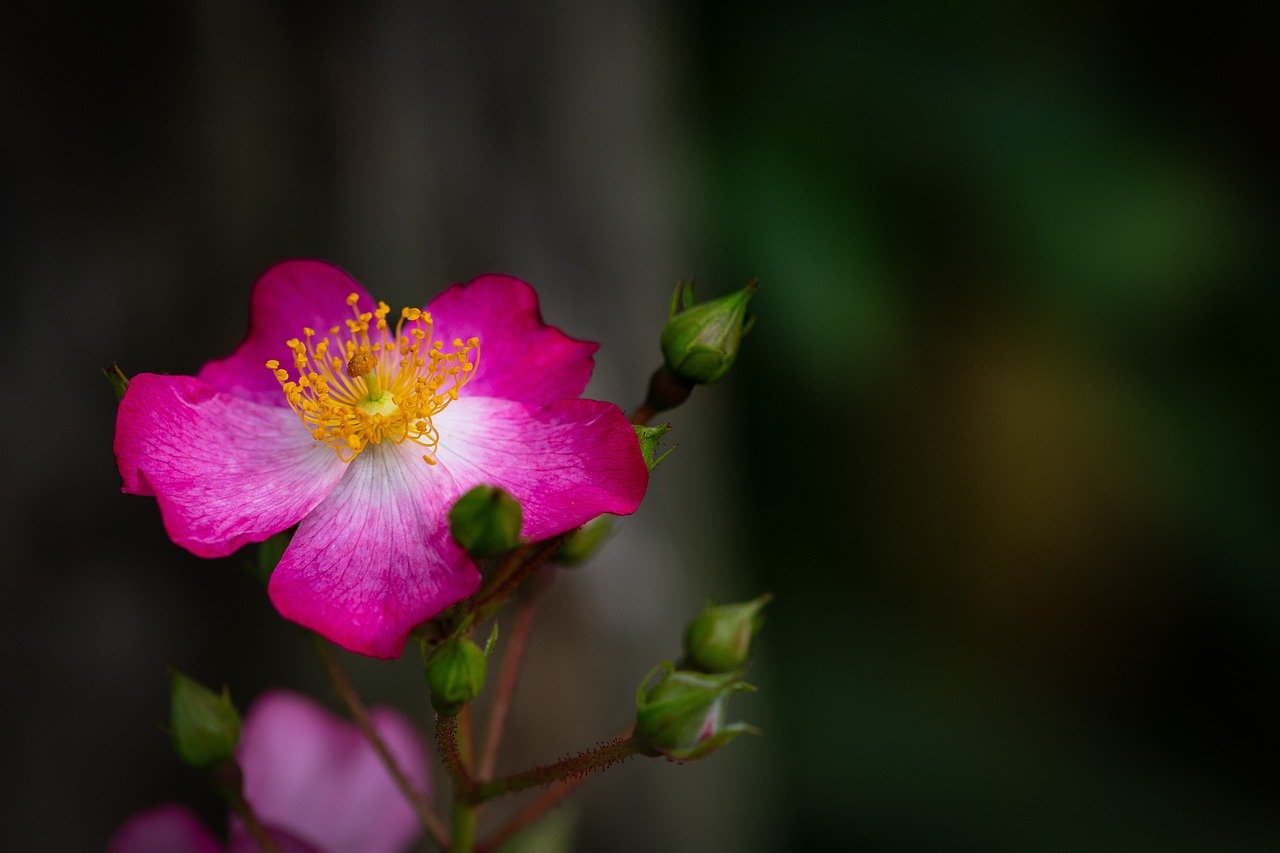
[659,280,757,385]
[684,593,772,673]
[634,423,675,471]
[633,662,757,761]
[424,627,497,715]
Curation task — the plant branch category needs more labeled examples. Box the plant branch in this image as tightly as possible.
[466,537,562,623]
[313,635,449,849]
[469,733,636,803]
[475,727,635,852]
[629,401,655,425]
[474,777,583,853]
[477,593,540,781]
[435,713,477,797]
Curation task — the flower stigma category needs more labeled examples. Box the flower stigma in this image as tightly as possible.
[267,293,480,464]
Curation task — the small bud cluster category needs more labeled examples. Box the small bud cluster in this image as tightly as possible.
[633,594,771,762]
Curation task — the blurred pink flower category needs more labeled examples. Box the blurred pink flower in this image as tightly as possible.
[115,262,647,657]
[110,691,430,853]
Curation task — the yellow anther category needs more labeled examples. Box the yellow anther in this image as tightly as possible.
[268,292,480,463]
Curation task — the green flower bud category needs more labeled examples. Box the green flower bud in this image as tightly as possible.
[425,636,488,715]
[683,593,772,673]
[633,423,674,470]
[633,663,757,761]
[659,280,757,385]
[169,670,241,768]
[103,362,129,401]
[554,514,615,566]
[449,485,523,557]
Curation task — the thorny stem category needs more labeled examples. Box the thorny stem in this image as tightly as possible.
[436,714,476,798]
[454,709,478,852]
[478,593,540,781]
[470,734,637,803]
[313,635,450,849]
[475,725,635,852]
[629,401,655,425]
[632,364,692,423]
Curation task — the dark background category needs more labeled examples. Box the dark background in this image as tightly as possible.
[3,1,1279,850]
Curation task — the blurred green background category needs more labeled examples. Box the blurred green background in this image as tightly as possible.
[3,1,1277,850]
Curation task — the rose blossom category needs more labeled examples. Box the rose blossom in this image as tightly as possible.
[115,261,647,657]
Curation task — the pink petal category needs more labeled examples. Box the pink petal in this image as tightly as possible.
[426,274,598,405]
[109,804,222,853]
[268,442,481,658]
[237,691,429,853]
[197,260,377,406]
[115,373,348,557]
[433,396,649,539]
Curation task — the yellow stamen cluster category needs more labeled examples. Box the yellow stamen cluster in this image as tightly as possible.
[267,293,480,463]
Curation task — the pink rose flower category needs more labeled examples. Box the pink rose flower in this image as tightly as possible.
[110,691,430,853]
[115,262,648,657]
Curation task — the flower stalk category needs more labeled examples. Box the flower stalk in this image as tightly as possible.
[469,734,637,802]
[211,759,280,853]
[313,635,449,848]
[478,593,540,780]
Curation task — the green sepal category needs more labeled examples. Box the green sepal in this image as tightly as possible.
[683,592,772,673]
[103,363,129,401]
[633,662,757,761]
[659,280,757,385]
[425,636,488,716]
[633,423,674,470]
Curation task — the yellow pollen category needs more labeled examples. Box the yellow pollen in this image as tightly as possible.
[267,292,480,463]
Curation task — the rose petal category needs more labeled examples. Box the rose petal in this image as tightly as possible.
[109,804,222,853]
[198,261,378,406]
[432,396,649,539]
[427,275,598,405]
[228,824,320,853]
[115,374,348,557]
[237,691,429,853]
[268,442,481,658]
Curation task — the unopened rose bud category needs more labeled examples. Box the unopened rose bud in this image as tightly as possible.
[554,514,615,566]
[169,670,241,768]
[448,485,523,558]
[684,593,772,673]
[660,280,756,385]
[633,663,757,761]
[424,636,488,715]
